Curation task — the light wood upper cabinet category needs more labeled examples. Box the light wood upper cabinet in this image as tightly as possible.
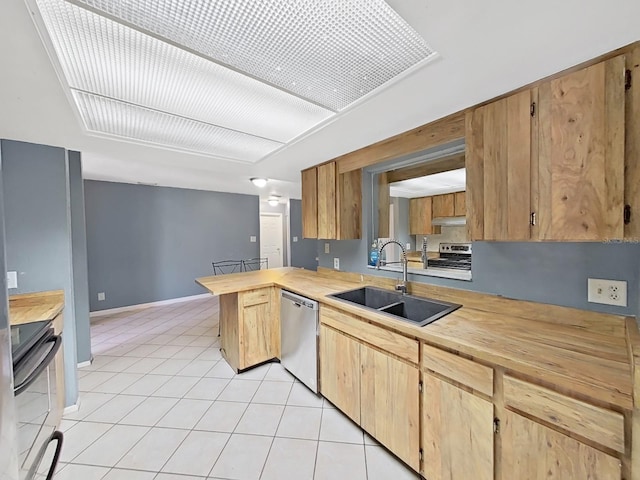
[501,410,621,480]
[432,193,455,218]
[535,54,626,240]
[467,54,627,241]
[422,373,494,480]
[301,162,361,240]
[466,89,533,241]
[319,324,361,423]
[409,196,433,235]
[360,343,420,471]
[301,168,317,238]
[625,45,640,238]
[317,162,337,239]
[220,287,279,372]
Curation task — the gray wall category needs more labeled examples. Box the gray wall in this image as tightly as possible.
[290,199,318,271]
[69,152,90,364]
[1,139,79,406]
[84,180,260,311]
[318,172,640,317]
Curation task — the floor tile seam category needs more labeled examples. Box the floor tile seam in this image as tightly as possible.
[61,421,120,464]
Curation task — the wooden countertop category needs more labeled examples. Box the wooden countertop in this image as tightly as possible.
[197,268,634,410]
[9,290,65,327]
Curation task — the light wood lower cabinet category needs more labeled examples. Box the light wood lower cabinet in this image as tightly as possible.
[360,343,420,471]
[219,287,279,372]
[501,410,621,480]
[319,324,361,423]
[319,321,420,470]
[422,373,494,480]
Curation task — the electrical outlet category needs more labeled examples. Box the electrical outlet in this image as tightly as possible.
[333,258,340,270]
[7,271,17,289]
[406,243,411,251]
[250,236,257,242]
[587,278,627,307]
[293,236,298,242]
[324,243,330,254]
[98,292,106,301]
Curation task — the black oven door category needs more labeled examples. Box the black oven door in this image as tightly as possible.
[13,330,62,480]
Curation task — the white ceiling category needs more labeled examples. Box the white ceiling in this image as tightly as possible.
[1,0,638,201]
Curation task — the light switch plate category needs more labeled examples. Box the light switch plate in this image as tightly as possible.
[587,278,627,307]
[293,236,298,242]
[250,236,257,242]
[98,292,106,301]
[324,243,330,254]
[7,271,17,289]
[333,258,340,270]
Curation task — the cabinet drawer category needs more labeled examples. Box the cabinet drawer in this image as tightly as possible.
[241,288,270,307]
[421,344,493,397]
[320,305,418,364]
[504,375,624,453]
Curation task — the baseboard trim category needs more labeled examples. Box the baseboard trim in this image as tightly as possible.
[63,401,80,415]
[90,293,212,318]
[77,360,91,368]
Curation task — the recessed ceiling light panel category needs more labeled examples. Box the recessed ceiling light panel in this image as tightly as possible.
[72,91,283,162]
[36,0,333,143]
[72,0,437,110]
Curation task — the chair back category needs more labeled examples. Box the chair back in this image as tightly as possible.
[242,257,268,271]
[212,259,243,275]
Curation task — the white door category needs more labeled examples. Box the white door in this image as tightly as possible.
[260,213,283,268]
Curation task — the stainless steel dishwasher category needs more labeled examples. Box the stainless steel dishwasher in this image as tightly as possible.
[280,290,319,393]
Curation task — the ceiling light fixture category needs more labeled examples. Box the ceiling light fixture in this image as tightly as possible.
[268,195,281,207]
[250,177,268,188]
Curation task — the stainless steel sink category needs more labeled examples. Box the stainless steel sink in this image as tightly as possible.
[329,286,461,327]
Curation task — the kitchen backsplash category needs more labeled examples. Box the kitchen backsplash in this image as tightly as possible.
[412,225,469,252]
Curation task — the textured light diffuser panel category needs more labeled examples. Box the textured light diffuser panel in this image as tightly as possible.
[73,91,283,161]
[37,0,333,145]
[72,0,436,111]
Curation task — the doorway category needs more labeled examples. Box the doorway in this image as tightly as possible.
[260,213,284,268]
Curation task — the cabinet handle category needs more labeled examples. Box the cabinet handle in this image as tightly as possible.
[530,212,537,226]
[493,417,501,434]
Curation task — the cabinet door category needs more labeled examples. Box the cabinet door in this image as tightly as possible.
[432,193,455,218]
[219,293,240,372]
[625,46,640,239]
[241,289,276,369]
[338,168,362,240]
[422,374,493,480]
[409,196,433,234]
[360,344,419,471]
[319,325,361,423]
[466,89,533,240]
[317,162,337,239]
[536,54,625,240]
[301,168,318,238]
[501,410,621,480]
[454,191,466,216]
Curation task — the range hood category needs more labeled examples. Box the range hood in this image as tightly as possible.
[431,216,466,226]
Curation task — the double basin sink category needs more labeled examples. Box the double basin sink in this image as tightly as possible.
[328,286,461,327]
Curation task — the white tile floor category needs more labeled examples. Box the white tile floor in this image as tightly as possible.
[53,296,419,480]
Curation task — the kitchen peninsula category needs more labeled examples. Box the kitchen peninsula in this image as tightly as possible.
[197,267,639,479]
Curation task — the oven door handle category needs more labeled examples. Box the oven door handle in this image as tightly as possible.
[14,334,61,396]
[44,430,64,480]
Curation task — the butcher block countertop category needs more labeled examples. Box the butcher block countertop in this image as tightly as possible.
[197,268,635,410]
[9,290,65,327]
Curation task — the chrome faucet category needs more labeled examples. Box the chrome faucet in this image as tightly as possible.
[377,240,408,295]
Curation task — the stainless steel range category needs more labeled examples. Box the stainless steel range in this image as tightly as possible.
[427,243,472,271]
